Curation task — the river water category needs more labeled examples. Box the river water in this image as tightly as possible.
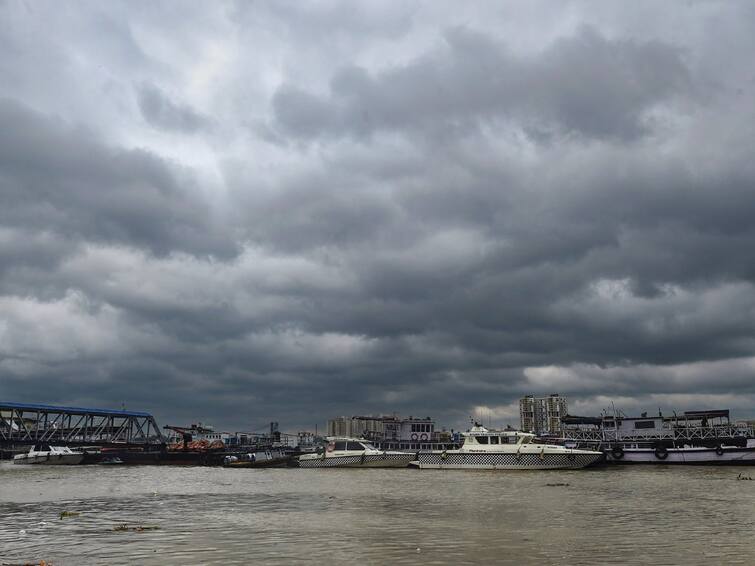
[1,463,754,565]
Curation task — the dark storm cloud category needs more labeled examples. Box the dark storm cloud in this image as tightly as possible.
[2,2,755,430]
[137,82,210,133]
[272,26,691,141]
[0,99,234,258]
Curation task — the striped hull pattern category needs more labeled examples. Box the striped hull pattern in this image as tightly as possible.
[418,451,604,470]
[298,453,415,468]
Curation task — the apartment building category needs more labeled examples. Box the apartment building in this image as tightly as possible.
[519,394,568,435]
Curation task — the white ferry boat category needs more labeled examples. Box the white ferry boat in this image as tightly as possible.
[298,438,415,468]
[13,444,84,465]
[605,441,755,465]
[562,410,755,465]
[417,424,604,470]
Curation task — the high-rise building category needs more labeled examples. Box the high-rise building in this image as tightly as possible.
[519,394,568,435]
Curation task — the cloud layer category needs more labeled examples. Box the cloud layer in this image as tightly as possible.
[2,1,755,430]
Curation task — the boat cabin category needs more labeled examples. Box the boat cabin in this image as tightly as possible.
[461,425,536,446]
[324,438,377,452]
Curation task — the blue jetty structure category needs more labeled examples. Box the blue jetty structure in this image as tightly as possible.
[0,401,165,448]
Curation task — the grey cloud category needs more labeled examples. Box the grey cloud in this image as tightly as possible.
[272,26,691,142]
[234,0,415,41]
[3,3,755,431]
[137,82,210,133]
[0,99,234,258]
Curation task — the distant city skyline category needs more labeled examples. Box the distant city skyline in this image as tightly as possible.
[2,2,755,431]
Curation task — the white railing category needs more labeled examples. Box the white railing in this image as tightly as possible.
[563,424,755,443]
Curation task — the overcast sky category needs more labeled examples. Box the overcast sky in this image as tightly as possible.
[2,1,755,432]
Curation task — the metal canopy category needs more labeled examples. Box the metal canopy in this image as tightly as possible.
[683,410,730,419]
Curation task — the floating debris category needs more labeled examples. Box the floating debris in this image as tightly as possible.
[112,524,160,532]
[59,511,80,520]
[545,483,570,487]
[737,473,753,481]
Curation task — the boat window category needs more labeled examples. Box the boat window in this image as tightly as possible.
[489,436,499,444]
[347,441,365,451]
[477,436,489,444]
[333,441,348,451]
[361,442,377,450]
[508,436,519,444]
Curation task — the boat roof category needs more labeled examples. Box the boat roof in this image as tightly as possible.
[563,410,730,423]
[561,415,603,425]
[463,425,532,436]
[683,410,729,419]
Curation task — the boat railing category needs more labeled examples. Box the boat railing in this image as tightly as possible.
[562,424,754,443]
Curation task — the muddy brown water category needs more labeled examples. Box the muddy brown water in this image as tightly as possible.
[1,463,754,565]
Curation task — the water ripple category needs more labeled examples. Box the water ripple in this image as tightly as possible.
[1,464,754,564]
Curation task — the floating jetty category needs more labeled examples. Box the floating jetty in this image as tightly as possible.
[561,409,755,465]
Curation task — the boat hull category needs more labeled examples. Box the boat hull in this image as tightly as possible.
[13,453,84,465]
[606,446,755,465]
[298,453,415,468]
[225,457,292,468]
[418,451,604,470]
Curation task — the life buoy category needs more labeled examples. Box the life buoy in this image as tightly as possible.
[410,433,418,441]
[440,450,448,460]
[654,446,668,460]
[420,433,428,441]
[715,445,725,456]
[326,443,335,453]
[611,446,624,460]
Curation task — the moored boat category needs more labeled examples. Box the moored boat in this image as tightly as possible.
[13,444,84,465]
[417,424,604,470]
[298,438,415,468]
[223,449,292,468]
[562,410,755,465]
[605,440,755,465]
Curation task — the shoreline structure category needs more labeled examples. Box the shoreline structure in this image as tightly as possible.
[3,400,755,467]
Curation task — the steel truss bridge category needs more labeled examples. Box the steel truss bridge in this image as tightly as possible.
[0,402,165,448]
